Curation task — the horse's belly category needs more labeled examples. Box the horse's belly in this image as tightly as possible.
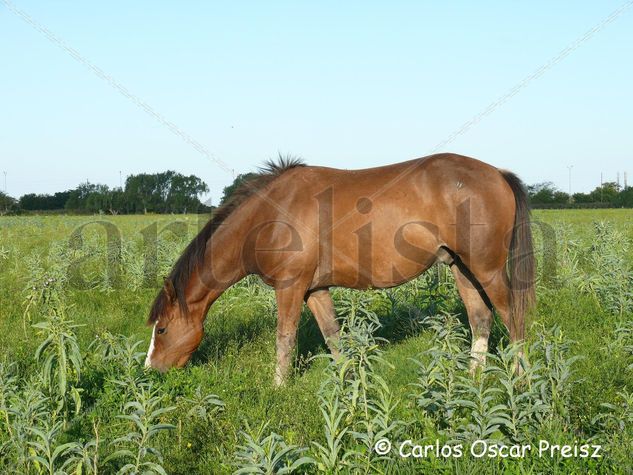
[316,226,440,289]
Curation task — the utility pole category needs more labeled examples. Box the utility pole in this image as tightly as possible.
[2,171,6,193]
[119,170,122,189]
[567,165,573,200]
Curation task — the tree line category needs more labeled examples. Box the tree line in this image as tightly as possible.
[528,181,633,208]
[2,172,633,216]
[0,171,211,215]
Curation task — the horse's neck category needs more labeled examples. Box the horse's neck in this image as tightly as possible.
[185,216,249,315]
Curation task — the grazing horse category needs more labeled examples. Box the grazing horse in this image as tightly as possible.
[145,153,535,385]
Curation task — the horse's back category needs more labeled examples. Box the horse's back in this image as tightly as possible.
[258,154,516,289]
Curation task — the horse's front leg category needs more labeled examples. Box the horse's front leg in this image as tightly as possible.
[274,285,305,387]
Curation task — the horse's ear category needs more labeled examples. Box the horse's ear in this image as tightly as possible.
[163,278,176,304]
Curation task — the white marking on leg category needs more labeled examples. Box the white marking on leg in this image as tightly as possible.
[144,324,156,368]
[516,348,525,375]
[470,336,488,371]
[274,367,284,387]
[472,336,488,354]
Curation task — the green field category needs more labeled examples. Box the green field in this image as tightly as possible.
[1,210,632,474]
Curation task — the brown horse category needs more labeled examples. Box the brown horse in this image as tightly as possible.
[145,153,535,385]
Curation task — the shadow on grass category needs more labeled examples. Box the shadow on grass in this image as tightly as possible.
[191,309,276,366]
[189,284,512,373]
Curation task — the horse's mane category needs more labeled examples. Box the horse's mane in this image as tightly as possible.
[148,155,306,324]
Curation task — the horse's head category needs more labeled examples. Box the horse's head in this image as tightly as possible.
[144,279,204,372]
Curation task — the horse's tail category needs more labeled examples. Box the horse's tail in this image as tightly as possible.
[500,170,536,341]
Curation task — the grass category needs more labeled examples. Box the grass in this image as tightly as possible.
[0,209,632,473]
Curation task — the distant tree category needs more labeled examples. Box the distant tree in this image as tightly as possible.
[220,172,257,205]
[124,174,159,213]
[588,182,620,204]
[18,193,41,210]
[62,183,129,214]
[614,186,633,207]
[65,182,101,211]
[527,182,569,205]
[572,192,592,203]
[552,190,570,203]
[19,192,70,210]
[165,173,209,213]
[0,191,18,215]
[14,171,209,215]
[52,191,71,209]
[85,184,113,213]
[109,188,126,215]
[125,171,208,214]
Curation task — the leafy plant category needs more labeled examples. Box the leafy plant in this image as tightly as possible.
[233,422,313,475]
[310,294,403,472]
[484,343,549,442]
[2,382,50,473]
[452,375,506,443]
[183,386,225,422]
[61,419,101,475]
[107,384,176,475]
[33,311,84,415]
[310,389,350,472]
[530,324,582,422]
[27,421,81,475]
[592,389,633,432]
[412,313,470,429]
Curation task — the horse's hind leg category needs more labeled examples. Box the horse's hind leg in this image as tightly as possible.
[305,289,340,359]
[464,266,526,373]
[450,263,493,374]
[473,270,516,341]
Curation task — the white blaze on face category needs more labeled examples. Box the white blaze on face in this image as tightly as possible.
[144,324,157,368]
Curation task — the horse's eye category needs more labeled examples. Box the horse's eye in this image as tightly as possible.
[157,327,166,335]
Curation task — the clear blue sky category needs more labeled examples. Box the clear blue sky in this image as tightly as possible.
[1,1,632,204]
